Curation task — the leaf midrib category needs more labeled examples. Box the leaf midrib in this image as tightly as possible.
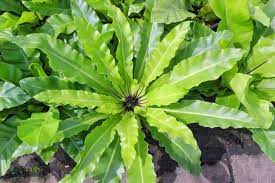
[163,108,257,125]
[102,139,120,182]
[170,59,228,85]
[77,122,115,171]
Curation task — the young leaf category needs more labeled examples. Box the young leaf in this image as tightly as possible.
[148,125,201,175]
[0,117,21,176]
[141,21,191,88]
[61,115,120,183]
[143,108,199,150]
[34,90,121,114]
[146,48,244,106]
[71,0,124,93]
[0,81,30,111]
[162,100,260,129]
[230,73,273,129]
[93,136,124,183]
[128,129,156,183]
[17,107,60,151]
[116,113,138,169]
[134,0,164,80]
[107,4,134,86]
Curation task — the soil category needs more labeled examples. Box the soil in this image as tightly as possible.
[1,124,275,183]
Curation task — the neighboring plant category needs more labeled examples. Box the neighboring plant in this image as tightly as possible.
[0,0,274,182]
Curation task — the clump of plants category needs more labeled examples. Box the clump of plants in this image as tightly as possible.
[0,0,274,182]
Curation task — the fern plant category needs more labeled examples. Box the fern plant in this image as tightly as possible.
[0,0,274,182]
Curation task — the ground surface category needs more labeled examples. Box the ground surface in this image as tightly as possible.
[1,125,275,183]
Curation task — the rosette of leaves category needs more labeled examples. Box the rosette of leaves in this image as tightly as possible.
[0,0,274,182]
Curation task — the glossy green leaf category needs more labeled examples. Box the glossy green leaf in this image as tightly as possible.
[172,30,233,65]
[248,2,270,27]
[0,42,40,71]
[17,11,38,24]
[129,19,142,57]
[19,76,79,96]
[0,0,25,14]
[208,0,225,18]
[116,113,138,169]
[93,136,124,183]
[39,145,58,164]
[71,0,124,93]
[230,73,273,129]
[22,0,71,15]
[107,4,134,86]
[247,37,275,72]
[209,0,253,49]
[128,2,145,16]
[0,117,21,176]
[249,59,275,77]
[0,12,19,31]
[29,63,47,77]
[148,125,201,175]
[17,107,59,151]
[40,13,75,37]
[141,21,191,88]
[146,48,244,106]
[34,90,121,114]
[134,0,164,80]
[162,100,260,129]
[252,117,275,162]
[190,22,213,39]
[143,108,199,150]
[53,112,108,143]
[128,129,156,183]
[7,33,115,95]
[263,0,275,24]
[215,94,240,109]
[71,0,100,26]
[12,142,37,161]
[151,0,195,23]
[61,115,119,183]
[0,62,23,84]
[255,78,275,102]
[62,136,84,163]
[0,81,30,111]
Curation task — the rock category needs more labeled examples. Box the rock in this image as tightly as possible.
[231,154,275,183]
[158,167,209,183]
[201,161,231,183]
